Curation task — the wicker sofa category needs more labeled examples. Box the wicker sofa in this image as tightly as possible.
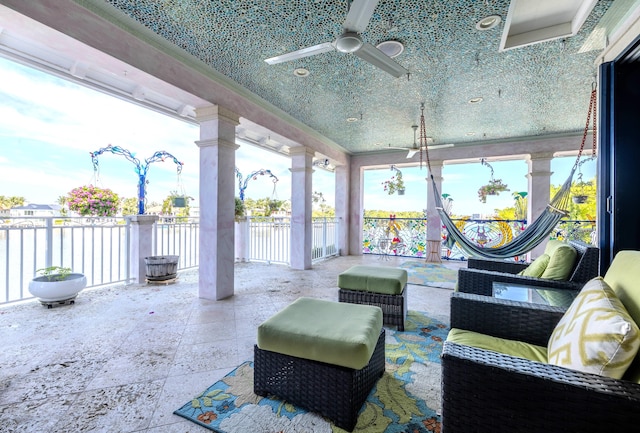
[441,250,640,433]
[457,239,600,297]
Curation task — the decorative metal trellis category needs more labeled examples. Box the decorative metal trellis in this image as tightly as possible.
[90,144,184,215]
[234,167,279,201]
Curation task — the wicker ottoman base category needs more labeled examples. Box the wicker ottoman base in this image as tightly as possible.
[254,328,385,432]
[339,288,407,331]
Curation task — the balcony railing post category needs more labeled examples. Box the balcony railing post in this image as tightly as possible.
[126,214,158,284]
[45,217,53,268]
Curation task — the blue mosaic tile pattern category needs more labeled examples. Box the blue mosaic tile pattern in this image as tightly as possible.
[103,0,613,153]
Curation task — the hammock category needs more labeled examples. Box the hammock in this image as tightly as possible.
[420,87,597,259]
[432,169,572,259]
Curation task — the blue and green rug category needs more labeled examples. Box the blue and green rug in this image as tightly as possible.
[400,261,459,289]
[174,311,448,433]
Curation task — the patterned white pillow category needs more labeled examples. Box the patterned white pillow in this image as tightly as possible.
[548,277,640,379]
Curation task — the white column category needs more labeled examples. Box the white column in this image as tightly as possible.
[289,147,314,270]
[196,105,239,300]
[127,214,158,284]
[348,164,365,255]
[526,152,554,258]
[334,163,350,256]
[426,162,443,263]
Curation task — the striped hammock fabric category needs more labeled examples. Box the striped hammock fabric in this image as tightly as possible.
[432,166,575,259]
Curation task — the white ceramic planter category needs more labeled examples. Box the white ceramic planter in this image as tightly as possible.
[28,273,87,306]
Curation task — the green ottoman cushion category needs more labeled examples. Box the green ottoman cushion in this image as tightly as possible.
[338,265,408,295]
[257,297,383,370]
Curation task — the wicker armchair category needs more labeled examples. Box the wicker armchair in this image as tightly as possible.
[441,292,640,432]
[457,240,599,296]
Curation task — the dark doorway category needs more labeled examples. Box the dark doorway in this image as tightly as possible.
[598,35,640,272]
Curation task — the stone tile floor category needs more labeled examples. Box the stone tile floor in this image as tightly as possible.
[0,255,463,432]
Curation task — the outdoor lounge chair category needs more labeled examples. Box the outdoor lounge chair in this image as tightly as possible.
[441,250,640,432]
[456,239,599,297]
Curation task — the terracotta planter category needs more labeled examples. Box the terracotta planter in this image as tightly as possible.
[144,255,179,281]
[28,273,87,308]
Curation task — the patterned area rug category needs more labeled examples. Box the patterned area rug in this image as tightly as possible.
[399,262,459,289]
[174,311,449,433]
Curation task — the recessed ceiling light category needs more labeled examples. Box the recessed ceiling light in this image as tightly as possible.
[375,40,405,58]
[346,117,359,123]
[466,132,476,136]
[476,15,501,31]
[293,67,309,77]
[468,97,484,104]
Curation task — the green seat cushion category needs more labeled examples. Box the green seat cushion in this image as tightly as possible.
[540,240,578,280]
[518,254,551,277]
[338,265,407,295]
[257,297,383,370]
[447,328,548,363]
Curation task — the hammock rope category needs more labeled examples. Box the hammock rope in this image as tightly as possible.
[423,86,597,259]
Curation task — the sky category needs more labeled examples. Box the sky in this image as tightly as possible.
[0,56,595,215]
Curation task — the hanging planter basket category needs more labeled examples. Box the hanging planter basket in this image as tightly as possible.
[172,196,187,208]
[572,195,588,204]
[398,188,406,196]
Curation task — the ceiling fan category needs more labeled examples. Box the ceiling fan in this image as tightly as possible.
[264,0,408,78]
[386,125,454,158]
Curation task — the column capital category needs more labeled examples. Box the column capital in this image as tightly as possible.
[126,215,158,225]
[195,138,240,150]
[526,152,555,161]
[289,167,314,174]
[195,105,240,125]
[288,146,315,157]
[527,171,553,177]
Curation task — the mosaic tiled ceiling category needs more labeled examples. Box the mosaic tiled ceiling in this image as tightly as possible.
[104,0,614,154]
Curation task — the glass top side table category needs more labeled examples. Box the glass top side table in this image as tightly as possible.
[492,282,579,308]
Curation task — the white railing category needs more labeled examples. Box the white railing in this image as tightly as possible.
[154,218,200,270]
[0,216,130,304]
[1,214,337,304]
[247,217,291,264]
[312,217,340,262]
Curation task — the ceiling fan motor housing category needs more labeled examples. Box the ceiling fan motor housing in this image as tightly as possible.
[335,32,364,53]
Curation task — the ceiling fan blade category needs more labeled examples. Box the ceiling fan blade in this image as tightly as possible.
[265,42,334,65]
[406,144,454,158]
[428,143,455,150]
[343,0,380,33]
[353,43,408,77]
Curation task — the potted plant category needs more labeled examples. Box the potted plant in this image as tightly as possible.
[65,185,119,216]
[477,178,509,203]
[382,171,405,195]
[28,266,87,308]
[235,197,246,220]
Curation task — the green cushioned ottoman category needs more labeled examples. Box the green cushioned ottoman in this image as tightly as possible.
[254,297,385,432]
[338,265,408,331]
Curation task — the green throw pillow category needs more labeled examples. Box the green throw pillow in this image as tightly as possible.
[548,277,640,379]
[518,254,550,277]
[540,241,577,280]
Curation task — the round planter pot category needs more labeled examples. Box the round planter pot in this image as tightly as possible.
[144,255,179,281]
[398,189,406,196]
[28,273,87,307]
[572,195,588,204]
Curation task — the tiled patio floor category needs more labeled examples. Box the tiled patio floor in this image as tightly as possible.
[0,255,462,432]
